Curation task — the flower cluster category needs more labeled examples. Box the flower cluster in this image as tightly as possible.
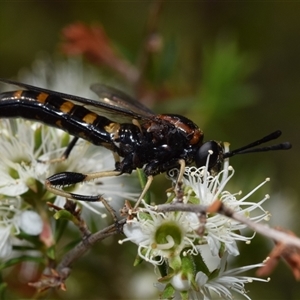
[0,57,138,262]
[121,152,270,299]
[0,56,274,299]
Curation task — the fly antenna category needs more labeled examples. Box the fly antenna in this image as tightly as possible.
[223,130,292,159]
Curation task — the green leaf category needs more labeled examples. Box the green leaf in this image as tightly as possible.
[193,249,210,276]
[12,245,36,251]
[157,259,168,278]
[168,255,182,272]
[136,168,151,204]
[53,209,79,224]
[160,283,175,299]
[155,38,177,83]
[138,211,152,221]
[188,195,200,205]
[54,218,69,243]
[0,282,7,300]
[34,126,43,152]
[0,256,44,270]
[46,246,56,260]
[133,254,144,266]
[60,132,71,148]
[180,291,189,300]
[195,36,258,124]
[15,232,43,248]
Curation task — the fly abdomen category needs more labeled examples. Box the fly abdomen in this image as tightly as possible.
[0,90,113,146]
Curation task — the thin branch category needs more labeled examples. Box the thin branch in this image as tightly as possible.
[154,202,300,248]
[33,199,300,290]
[56,219,126,274]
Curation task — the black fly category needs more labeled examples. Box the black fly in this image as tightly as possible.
[0,79,292,207]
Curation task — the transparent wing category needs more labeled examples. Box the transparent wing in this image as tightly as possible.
[90,83,154,119]
[0,79,155,124]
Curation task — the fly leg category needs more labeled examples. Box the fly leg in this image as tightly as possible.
[45,170,121,201]
[58,136,79,161]
[133,175,154,209]
[45,170,122,223]
[133,159,187,209]
[165,159,186,203]
[173,159,186,203]
[38,136,79,164]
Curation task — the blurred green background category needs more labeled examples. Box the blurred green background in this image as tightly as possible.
[0,1,299,299]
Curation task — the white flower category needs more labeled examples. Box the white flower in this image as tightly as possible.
[0,118,137,216]
[0,119,59,196]
[18,55,101,99]
[156,252,269,300]
[0,197,43,259]
[120,201,200,265]
[0,56,141,261]
[0,56,139,216]
[22,56,139,212]
[184,164,270,256]
[195,256,269,300]
[17,210,43,236]
[120,148,271,299]
[0,226,13,258]
[49,139,138,214]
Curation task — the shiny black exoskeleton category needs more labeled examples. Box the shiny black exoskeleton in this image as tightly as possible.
[0,79,218,177]
[0,78,291,203]
[115,114,207,176]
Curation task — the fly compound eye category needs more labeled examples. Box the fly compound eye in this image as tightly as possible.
[195,141,223,170]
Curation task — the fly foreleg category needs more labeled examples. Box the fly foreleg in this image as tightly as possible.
[174,159,186,202]
[133,175,154,209]
[133,159,187,208]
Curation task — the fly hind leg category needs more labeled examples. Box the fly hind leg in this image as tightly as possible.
[45,170,122,224]
[45,170,122,201]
